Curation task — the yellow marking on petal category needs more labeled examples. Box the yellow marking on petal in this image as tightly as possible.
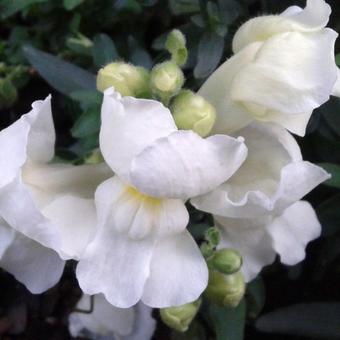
[125,186,162,208]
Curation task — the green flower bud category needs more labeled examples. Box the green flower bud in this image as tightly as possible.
[85,149,104,164]
[150,61,184,104]
[205,270,245,308]
[165,29,188,66]
[96,62,150,97]
[0,78,17,109]
[171,90,216,137]
[160,299,201,332]
[208,249,242,275]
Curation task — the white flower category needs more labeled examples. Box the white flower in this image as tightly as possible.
[199,0,340,136]
[0,96,109,293]
[214,200,321,282]
[76,88,248,308]
[69,294,155,340]
[192,122,329,218]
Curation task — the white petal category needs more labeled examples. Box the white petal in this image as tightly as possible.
[0,178,62,250]
[332,68,340,97]
[69,294,135,337]
[267,200,321,265]
[231,30,338,117]
[23,95,56,163]
[42,196,97,260]
[0,229,65,294]
[125,303,156,340]
[198,43,261,134]
[192,123,329,218]
[0,118,29,188]
[0,218,15,258]
[215,215,276,282]
[23,162,112,207]
[130,130,247,199]
[76,226,155,308]
[100,88,177,180]
[233,0,331,53]
[142,230,208,308]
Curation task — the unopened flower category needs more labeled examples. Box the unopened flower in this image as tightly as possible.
[76,88,247,308]
[69,294,155,340]
[199,0,340,136]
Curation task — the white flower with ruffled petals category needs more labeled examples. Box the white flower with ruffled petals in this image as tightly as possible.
[214,200,321,282]
[199,0,340,136]
[69,294,155,340]
[76,88,248,308]
[0,96,110,293]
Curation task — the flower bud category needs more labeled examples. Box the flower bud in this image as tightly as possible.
[165,29,188,66]
[160,299,201,332]
[205,270,245,308]
[0,78,17,109]
[96,62,150,97]
[150,61,184,103]
[208,249,242,275]
[171,90,216,137]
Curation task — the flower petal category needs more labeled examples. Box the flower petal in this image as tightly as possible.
[267,200,321,265]
[42,196,97,260]
[76,177,156,308]
[142,230,208,308]
[198,43,261,134]
[231,30,338,117]
[192,123,329,217]
[0,225,65,294]
[233,0,331,53]
[130,130,247,199]
[100,88,177,180]
[23,95,56,163]
[69,294,135,337]
[215,215,276,282]
[0,118,29,188]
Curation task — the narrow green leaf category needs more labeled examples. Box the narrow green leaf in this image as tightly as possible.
[194,32,224,79]
[246,277,265,319]
[128,36,152,69]
[0,0,48,19]
[169,0,200,15]
[256,303,340,338]
[209,300,246,340]
[63,0,84,10]
[23,45,96,96]
[92,34,118,68]
[318,163,340,189]
[70,90,103,111]
[71,106,100,138]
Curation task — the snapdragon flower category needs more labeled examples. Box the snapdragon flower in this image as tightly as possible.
[69,294,155,340]
[76,88,248,308]
[0,96,109,292]
[199,0,340,136]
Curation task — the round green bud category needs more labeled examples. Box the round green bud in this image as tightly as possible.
[96,62,150,97]
[205,270,245,308]
[165,29,188,66]
[150,61,184,103]
[0,78,17,109]
[208,249,242,275]
[171,90,216,137]
[160,299,201,332]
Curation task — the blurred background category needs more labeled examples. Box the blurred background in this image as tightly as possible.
[0,0,340,339]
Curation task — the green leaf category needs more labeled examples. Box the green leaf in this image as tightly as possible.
[71,106,100,138]
[23,45,96,96]
[0,0,48,18]
[336,53,340,66]
[209,300,246,340]
[92,34,119,68]
[317,194,340,237]
[194,32,224,79]
[63,0,84,10]
[318,97,340,137]
[128,36,152,69]
[318,163,340,189]
[169,0,200,15]
[70,90,103,111]
[246,277,265,319]
[256,303,340,338]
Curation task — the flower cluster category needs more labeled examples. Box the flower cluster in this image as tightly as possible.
[0,0,338,337]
